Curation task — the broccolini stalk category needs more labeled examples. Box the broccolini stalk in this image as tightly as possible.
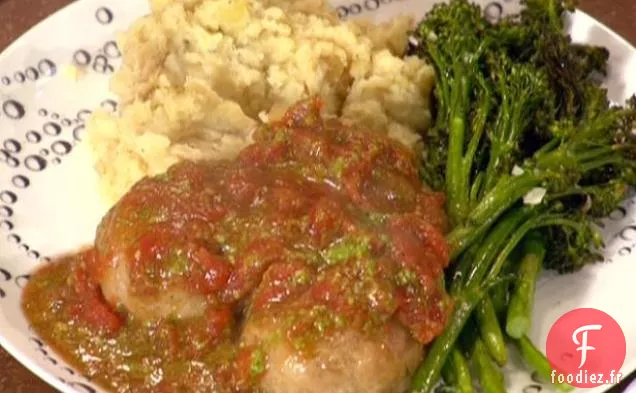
[476,297,508,365]
[440,360,456,387]
[515,335,574,392]
[490,247,521,316]
[445,61,477,224]
[419,4,491,225]
[485,212,605,281]
[506,231,546,338]
[441,349,474,393]
[479,61,552,196]
[472,339,506,393]
[448,111,636,258]
[490,281,510,317]
[410,279,508,393]
[452,206,532,292]
[412,204,605,393]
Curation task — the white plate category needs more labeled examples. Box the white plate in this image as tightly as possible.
[0,1,635,392]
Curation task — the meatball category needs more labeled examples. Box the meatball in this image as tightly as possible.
[241,316,423,393]
[94,162,230,322]
[99,252,209,321]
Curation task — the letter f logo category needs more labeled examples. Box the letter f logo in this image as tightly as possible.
[572,324,603,368]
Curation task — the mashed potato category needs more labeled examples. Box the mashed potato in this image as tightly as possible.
[86,0,435,205]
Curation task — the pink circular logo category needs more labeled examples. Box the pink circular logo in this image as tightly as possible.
[546,308,626,388]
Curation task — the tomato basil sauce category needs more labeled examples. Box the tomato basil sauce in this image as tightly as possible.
[22,99,452,393]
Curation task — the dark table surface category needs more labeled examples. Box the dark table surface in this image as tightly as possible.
[1,0,636,392]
